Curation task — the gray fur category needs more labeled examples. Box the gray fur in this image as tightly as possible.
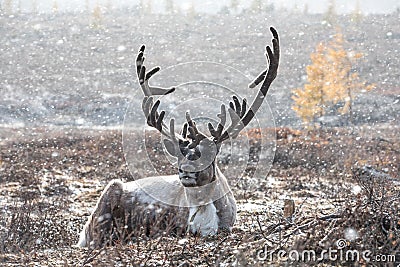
[77,166,236,247]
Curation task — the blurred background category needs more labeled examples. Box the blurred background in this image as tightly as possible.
[0,0,399,130]
[0,2,399,264]
[3,0,400,14]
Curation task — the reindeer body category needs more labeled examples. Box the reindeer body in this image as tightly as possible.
[77,166,236,247]
[77,27,279,247]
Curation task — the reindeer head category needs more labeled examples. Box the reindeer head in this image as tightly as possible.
[164,113,221,187]
[136,27,280,188]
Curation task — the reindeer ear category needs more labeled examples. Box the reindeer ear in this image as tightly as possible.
[163,139,177,157]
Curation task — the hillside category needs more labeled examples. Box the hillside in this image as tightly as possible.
[0,7,399,266]
[0,10,399,127]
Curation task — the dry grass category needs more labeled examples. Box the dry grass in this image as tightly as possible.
[0,125,398,266]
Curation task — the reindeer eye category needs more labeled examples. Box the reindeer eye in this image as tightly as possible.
[179,146,189,156]
[180,140,190,147]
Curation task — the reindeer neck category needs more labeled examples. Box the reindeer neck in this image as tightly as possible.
[183,164,230,208]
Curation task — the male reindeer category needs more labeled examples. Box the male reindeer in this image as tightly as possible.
[77,27,280,247]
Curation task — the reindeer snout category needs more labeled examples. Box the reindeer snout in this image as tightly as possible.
[179,163,197,173]
[179,166,198,187]
[179,168,197,178]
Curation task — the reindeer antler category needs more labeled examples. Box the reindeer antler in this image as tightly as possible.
[185,112,207,149]
[209,27,280,144]
[137,45,208,151]
[137,45,182,144]
[137,27,279,152]
[141,96,178,141]
[136,45,175,96]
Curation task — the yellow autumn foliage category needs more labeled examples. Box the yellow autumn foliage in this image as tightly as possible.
[91,4,103,29]
[292,30,374,127]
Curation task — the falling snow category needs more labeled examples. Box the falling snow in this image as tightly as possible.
[0,1,399,266]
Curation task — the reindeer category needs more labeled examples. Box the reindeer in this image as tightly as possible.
[77,27,280,247]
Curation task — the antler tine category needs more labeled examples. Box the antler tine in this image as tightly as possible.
[216,27,280,143]
[169,118,178,142]
[181,123,188,139]
[136,45,176,97]
[185,112,206,149]
[208,104,227,143]
[225,96,248,139]
[185,112,201,138]
[136,45,182,144]
[142,97,178,141]
[136,45,145,76]
[248,27,279,88]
